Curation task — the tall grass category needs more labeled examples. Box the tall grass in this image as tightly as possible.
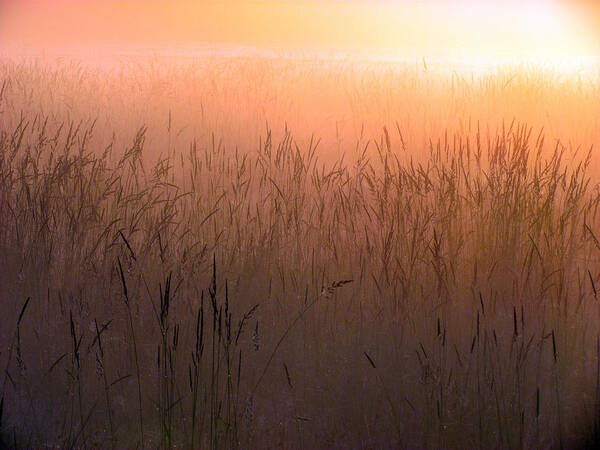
[0,54,599,448]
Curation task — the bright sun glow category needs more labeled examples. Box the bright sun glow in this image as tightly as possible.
[359,1,596,64]
[0,0,598,73]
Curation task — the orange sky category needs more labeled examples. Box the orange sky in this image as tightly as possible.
[1,1,599,58]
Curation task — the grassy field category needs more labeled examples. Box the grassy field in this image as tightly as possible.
[0,54,600,448]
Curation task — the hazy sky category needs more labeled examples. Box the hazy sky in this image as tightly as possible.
[1,1,599,58]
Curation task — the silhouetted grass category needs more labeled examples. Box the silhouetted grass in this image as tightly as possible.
[0,55,599,448]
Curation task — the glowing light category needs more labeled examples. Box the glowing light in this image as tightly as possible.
[361,1,596,59]
[0,0,598,72]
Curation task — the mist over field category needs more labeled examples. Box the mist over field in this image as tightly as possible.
[2,1,600,57]
[1,1,600,448]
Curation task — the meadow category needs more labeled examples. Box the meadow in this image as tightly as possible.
[0,53,600,448]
